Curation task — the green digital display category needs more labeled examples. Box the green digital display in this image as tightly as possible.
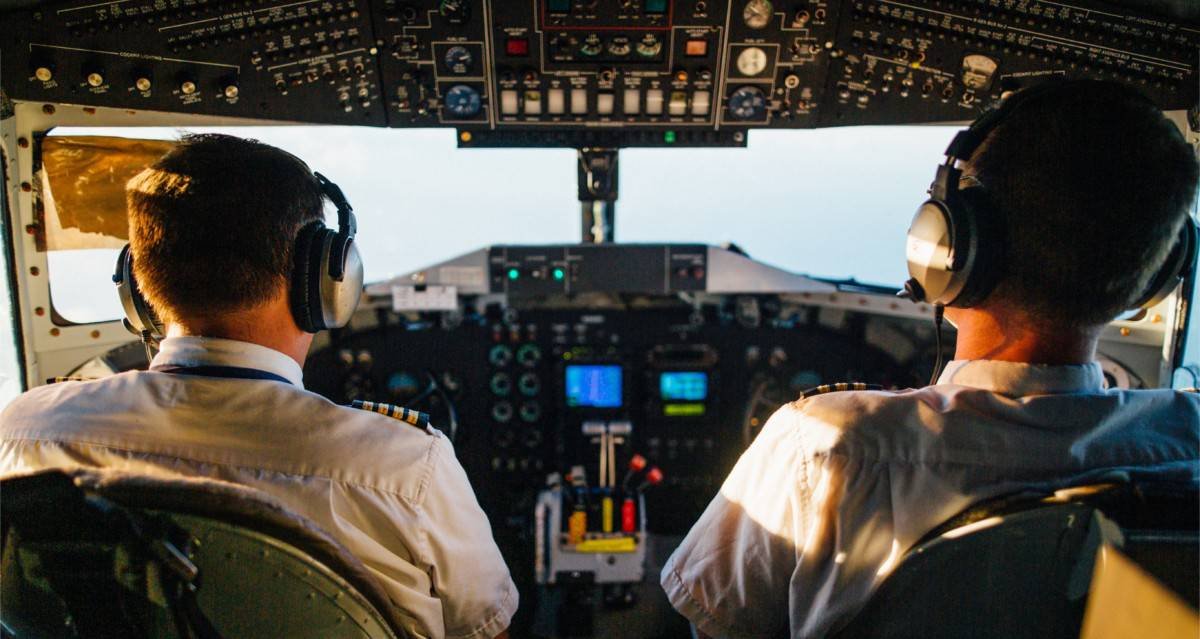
[663,403,705,417]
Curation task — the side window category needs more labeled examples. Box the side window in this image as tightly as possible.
[42,127,578,325]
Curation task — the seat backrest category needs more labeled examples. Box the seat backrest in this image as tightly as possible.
[1077,483,1199,604]
[833,483,1199,639]
[1,468,409,639]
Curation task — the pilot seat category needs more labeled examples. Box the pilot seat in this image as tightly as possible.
[0,468,410,639]
[833,480,1200,639]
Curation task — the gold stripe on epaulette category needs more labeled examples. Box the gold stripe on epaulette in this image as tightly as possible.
[350,400,432,430]
[798,382,885,400]
[47,376,96,384]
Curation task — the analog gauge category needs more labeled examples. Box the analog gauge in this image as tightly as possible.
[743,0,773,29]
[728,85,767,120]
[444,84,482,118]
[960,54,999,91]
[580,34,604,57]
[608,36,632,57]
[736,47,769,76]
[636,34,663,58]
[443,46,473,74]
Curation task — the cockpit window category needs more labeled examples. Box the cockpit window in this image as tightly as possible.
[618,126,956,284]
[43,125,955,324]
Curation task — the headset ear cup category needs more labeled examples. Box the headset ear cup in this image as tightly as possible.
[114,244,164,340]
[949,186,1005,309]
[905,200,966,306]
[318,236,363,329]
[290,222,329,333]
[1131,218,1198,311]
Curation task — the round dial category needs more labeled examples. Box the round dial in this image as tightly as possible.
[736,47,768,76]
[580,34,603,57]
[443,45,473,73]
[636,34,663,58]
[728,85,768,121]
[439,0,470,23]
[444,84,482,118]
[743,0,773,29]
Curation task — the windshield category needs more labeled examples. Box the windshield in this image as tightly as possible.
[44,125,955,324]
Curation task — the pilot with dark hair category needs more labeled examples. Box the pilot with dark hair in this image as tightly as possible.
[661,80,1200,637]
[0,134,517,639]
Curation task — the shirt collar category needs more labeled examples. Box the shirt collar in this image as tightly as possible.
[936,359,1105,397]
[151,336,305,388]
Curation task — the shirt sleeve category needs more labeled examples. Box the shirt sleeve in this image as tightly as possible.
[660,405,817,638]
[418,435,519,639]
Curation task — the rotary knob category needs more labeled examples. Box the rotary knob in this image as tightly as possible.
[32,59,54,82]
[439,0,469,24]
[84,64,105,87]
[179,75,198,95]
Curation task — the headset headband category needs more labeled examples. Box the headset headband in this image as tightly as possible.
[314,171,356,236]
[942,84,1051,167]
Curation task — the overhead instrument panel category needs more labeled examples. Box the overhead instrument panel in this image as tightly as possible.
[0,0,388,125]
[818,0,1200,127]
[373,0,843,145]
[1,0,1196,145]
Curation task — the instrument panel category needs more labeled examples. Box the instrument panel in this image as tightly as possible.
[303,291,939,635]
[2,0,1195,146]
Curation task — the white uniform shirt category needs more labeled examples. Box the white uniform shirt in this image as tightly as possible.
[661,359,1200,638]
[0,337,518,639]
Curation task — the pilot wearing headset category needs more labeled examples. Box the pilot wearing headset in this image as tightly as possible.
[661,79,1200,638]
[0,134,517,639]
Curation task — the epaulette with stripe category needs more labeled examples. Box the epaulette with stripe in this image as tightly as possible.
[350,400,432,430]
[797,382,886,400]
[46,376,98,384]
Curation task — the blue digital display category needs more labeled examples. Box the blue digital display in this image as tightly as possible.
[565,365,623,408]
[660,371,708,401]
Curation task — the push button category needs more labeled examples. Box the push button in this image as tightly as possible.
[500,90,519,114]
[547,88,566,114]
[506,38,530,56]
[597,92,614,114]
[570,88,588,114]
[623,88,640,114]
[645,89,664,115]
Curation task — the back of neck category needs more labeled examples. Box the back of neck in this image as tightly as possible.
[165,299,313,368]
[949,307,1099,366]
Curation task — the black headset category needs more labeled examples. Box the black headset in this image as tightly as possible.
[903,82,1198,311]
[114,171,364,343]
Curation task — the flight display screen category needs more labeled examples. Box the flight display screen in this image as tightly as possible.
[565,365,623,408]
[659,371,708,402]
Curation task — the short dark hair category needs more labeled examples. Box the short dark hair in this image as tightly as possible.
[126,133,324,323]
[970,79,1198,326]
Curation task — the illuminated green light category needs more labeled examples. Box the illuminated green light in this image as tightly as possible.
[507,268,520,280]
[553,268,565,281]
[664,403,705,417]
[664,130,676,144]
